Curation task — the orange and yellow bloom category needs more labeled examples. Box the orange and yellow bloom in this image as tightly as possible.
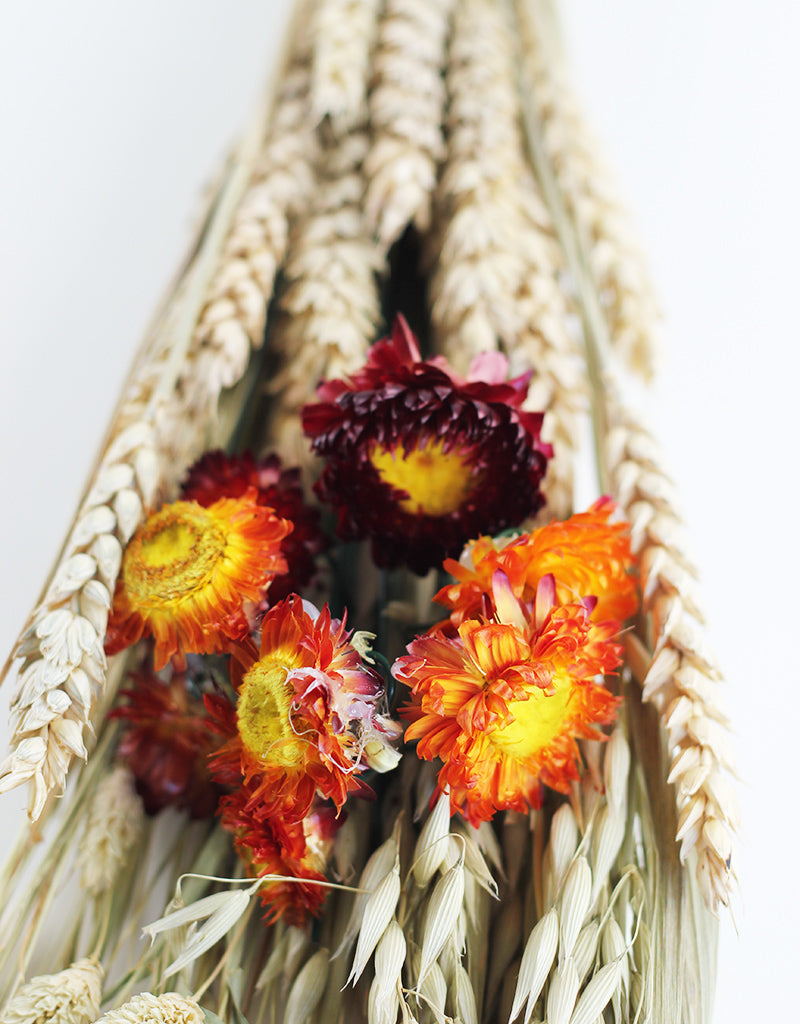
[437,497,638,627]
[181,450,328,605]
[206,595,401,825]
[397,572,624,824]
[105,494,291,670]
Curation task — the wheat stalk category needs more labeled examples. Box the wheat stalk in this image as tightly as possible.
[364,0,455,251]
[605,389,739,912]
[515,0,661,381]
[310,0,382,133]
[265,123,382,466]
[429,0,582,518]
[173,28,320,467]
[429,0,532,368]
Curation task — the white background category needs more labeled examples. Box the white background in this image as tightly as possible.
[0,2,797,1019]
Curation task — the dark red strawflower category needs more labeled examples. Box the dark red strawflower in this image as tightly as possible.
[111,670,221,818]
[302,316,552,574]
[181,450,328,604]
[217,788,338,925]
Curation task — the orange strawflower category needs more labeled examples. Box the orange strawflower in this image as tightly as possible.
[105,493,290,670]
[206,595,401,825]
[436,497,638,626]
[397,572,622,825]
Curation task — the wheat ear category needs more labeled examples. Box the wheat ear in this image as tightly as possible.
[515,0,661,380]
[428,0,582,517]
[310,0,382,133]
[606,389,739,912]
[364,0,455,251]
[265,123,382,465]
[429,0,532,368]
[0,16,311,820]
[175,31,320,460]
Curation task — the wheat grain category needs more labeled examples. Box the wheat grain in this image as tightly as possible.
[606,391,738,912]
[364,0,455,250]
[0,960,102,1024]
[515,0,661,381]
[310,0,381,132]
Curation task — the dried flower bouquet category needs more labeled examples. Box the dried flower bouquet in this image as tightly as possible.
[0,1,737,1023]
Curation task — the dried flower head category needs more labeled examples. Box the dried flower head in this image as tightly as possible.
[397,573,621,824]
[93,992,203,1024]
[0,958,102,1024]
[437,497,638,626]
[105,494,291,669]
[207,595,401,823]
[181,450,328,604]
[110,669,220,817]
[223,795,338,924]
[302,315,551,574]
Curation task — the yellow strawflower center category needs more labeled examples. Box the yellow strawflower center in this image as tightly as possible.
[237,656,306,768]
[370,438,479,516]
[488,671,573,759]
[124,502,226,605]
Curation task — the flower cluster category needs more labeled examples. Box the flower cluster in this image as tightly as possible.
[104,332,638,925]
[395,503,637,824]
[105,451,402,921]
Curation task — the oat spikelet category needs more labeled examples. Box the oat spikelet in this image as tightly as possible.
[181,33,319,445]
[0,960,102,1024]
[310,0,381,132]
[78,763,145,897]
[605,389,738,911]
[93,993,203,1024]
[509,731,637,1024]
[267,125,382,463]
[515,0,661,380]
[364,0,455,250]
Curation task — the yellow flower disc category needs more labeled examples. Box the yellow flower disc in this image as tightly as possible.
[370,438,481,516]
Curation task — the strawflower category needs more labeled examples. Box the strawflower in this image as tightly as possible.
[221,793,339,924]
[110,668,220,817]
[181,449,328,604]
[206,595,401,825]
[397,572,622,825]
[105,493,291,669]
[437,497,638,625]
[302,315,551,574]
